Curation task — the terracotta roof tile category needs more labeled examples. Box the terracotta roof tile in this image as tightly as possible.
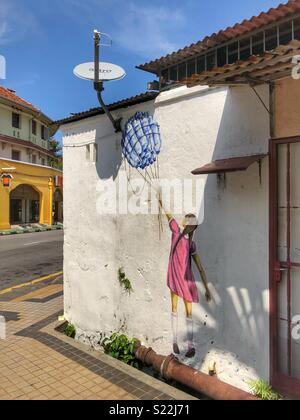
[185,39,300,87]
[0,86,39,112]
[138,0,300,74]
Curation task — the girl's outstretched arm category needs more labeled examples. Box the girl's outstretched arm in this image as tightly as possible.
[192,254,212,302]
[158,198,173,222]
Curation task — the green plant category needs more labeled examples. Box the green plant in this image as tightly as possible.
[249,379,282,400]
[118,268,133,294]
[64,323,76,339]
[49,138,63,170]
[102,333,139,368]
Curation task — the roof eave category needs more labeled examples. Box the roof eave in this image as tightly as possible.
[0,96,54,127]
[0,135,56,158]
[135,65,159,76]
[56,92,159,126]
[185,40,300,88]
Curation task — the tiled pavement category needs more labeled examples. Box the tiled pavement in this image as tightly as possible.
[0,283,196,401]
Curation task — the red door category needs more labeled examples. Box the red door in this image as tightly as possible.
[270,136,300,397]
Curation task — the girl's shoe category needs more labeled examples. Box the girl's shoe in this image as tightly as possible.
[173,343,180,355]
[185,347,196,359]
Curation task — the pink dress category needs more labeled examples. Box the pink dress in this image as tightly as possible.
[167,219,199,304]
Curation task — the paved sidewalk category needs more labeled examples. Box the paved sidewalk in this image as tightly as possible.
[0,286,195,401]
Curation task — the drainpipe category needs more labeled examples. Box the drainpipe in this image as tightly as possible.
[135,343,259,401]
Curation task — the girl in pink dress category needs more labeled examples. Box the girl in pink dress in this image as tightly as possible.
[160,203,212,359]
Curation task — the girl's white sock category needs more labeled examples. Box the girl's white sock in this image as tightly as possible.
[186,317,194,350]
[171,312,178,344]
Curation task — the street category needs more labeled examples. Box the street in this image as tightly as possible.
[0,231,63,290]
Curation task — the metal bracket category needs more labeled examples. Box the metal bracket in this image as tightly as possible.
[244,73,272,87]
[251,85,272,116]
[274,261,286,283]
[258,159,262,186]
[94,31,122,133]
[217,172,227,190]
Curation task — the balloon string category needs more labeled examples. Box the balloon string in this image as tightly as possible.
[144,168,154,186]
[157,158,163,237]
[125,162,164,241]
[123,157,147,197]
[152,159,163,238]
[154,159,158,180]
[136,168,152,187]
[149,164,155,181]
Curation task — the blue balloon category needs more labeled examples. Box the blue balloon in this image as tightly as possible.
[122,112,162,170]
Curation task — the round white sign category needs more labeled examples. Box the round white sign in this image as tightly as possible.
[73,62,126,82]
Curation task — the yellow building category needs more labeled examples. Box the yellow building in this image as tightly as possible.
[0,86,62,230]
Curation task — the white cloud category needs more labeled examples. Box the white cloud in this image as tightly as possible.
[58,0,187,59]
[0,0,186,58]
[115,2,186,58]
[0,0,39,45]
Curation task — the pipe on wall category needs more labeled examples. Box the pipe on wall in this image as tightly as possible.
[135,343,259,401]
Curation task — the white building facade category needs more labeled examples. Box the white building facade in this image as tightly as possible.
[61,84,270,392]
[0,87,52,166]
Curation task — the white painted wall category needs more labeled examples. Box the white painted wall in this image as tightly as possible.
[62,84,270,392]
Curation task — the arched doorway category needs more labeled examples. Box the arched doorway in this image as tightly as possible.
[53,188,63,224]
[10,185,40,225]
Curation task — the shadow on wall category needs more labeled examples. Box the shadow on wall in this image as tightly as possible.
[68,123,123,181]
[188,86,270,379]
[95,132,123,181]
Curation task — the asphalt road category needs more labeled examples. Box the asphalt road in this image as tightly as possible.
[0,230,63,290]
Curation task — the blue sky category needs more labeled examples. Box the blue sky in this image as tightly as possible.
[0,0,282,124]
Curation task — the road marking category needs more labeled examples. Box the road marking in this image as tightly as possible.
[12,284,63,302]
[0,271,63,296]
[24,242,41,246]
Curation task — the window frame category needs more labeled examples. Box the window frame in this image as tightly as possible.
[12,112,21,130]
[32,120,37,136]
[11,149,21,161]
[41,125,49,141]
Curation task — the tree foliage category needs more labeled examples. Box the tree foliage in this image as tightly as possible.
[49,138,63,170]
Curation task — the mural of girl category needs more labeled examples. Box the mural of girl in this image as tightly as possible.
[160,200,212,359]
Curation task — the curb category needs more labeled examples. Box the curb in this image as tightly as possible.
[51,322,197,401]
[0,226,63,236]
